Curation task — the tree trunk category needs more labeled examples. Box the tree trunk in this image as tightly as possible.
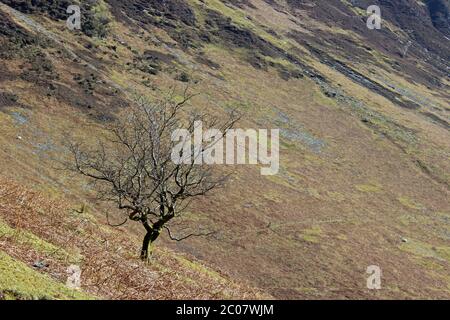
[140,216,173,261]
[140,229,161,261]
[140,232,152,260]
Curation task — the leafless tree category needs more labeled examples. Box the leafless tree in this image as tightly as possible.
[65,88,239,260]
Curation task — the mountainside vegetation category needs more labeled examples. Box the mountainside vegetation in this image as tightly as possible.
[0,0,449,299]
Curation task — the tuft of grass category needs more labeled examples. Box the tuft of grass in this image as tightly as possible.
[398,197,423,210]
[355,183,382,193]
[300,226,322,243]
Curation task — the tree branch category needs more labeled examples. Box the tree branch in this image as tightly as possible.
[164,226,215,242]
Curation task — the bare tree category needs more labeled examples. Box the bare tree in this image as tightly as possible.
[65,89,239,260]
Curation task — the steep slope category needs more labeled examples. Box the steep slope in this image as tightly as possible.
[0,177,268,300]
[0,0,449,299]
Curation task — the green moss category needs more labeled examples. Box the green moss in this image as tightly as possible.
[263,56,293,68]
[326,191,346,202]
[435,247,450,263]
[355,183,382,193]
[293,287,319,294]
[300,226,322,243]
[398,197,423,210]
[0,251,94,300]
[340,0,367,17]
[398,214,416,226]
[83,0,112,38]
[194,0,255,29]
[400,239,450,263]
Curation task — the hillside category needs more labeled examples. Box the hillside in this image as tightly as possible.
[0,176,268,299]
[0,0,449,299]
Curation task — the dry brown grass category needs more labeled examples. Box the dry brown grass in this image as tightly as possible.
[0,176,270,300]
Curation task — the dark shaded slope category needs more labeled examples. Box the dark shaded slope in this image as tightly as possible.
[426,0,450,36]
[286,0,450,89]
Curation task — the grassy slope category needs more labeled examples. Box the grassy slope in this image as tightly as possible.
[0,177,269,300]
[0,251,93,300]
[0,0,449,299]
